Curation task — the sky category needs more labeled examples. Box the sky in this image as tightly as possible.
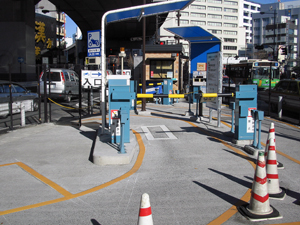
[65,15,77,38]
[64,0,299,38]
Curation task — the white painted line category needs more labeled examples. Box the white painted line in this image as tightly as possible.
[141,125,177,140]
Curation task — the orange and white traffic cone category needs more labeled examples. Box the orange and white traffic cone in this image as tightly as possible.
[266,137,286,200]
[265,123,284,169]
[137,193,153,225]
[238,151,282,221]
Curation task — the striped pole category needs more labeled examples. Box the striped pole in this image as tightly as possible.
[138,193,153,225]
[136,93,234,99]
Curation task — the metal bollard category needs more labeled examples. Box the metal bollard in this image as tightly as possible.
[229,102,235,133]
[251,110,264,149]
[278,96,282,119]
[252,110,257,148]
[20,102,25,127]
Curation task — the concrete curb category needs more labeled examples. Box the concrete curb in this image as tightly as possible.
[93,127,138,166]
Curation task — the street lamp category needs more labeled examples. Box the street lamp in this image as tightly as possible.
[42,8,62,65]
[260,7,277,116]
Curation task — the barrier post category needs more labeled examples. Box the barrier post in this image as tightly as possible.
[229,102,235,133]
[256,110,264,150]
[91,86,94,115]
[251,110,258,148]
[20,102,25,127]
[278,96,282,119]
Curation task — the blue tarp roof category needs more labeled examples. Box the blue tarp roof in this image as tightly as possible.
[164,26,221,43]
[106,0,193,23]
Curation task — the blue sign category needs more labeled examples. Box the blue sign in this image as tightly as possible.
[87,30,101,57]
[18,57,24,63]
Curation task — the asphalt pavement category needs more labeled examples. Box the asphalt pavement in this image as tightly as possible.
[0,100,299,225]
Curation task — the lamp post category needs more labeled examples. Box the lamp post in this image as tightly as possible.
[260,7,277,116]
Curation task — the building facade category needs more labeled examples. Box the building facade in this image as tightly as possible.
[252,1,299,72]
[35,0,66,64]
[158,0,261,61]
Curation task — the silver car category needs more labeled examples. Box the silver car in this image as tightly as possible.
[40,68,80,102]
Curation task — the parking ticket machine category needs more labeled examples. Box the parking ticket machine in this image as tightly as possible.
[234,85,257,141]
[108,76,135,144]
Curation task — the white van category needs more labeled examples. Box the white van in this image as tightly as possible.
[40,68,80,102]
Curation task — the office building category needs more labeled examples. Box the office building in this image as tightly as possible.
[252,1,299,71]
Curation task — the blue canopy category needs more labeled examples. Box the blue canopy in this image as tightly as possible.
[106,0,193,23]
[164,26,221,43]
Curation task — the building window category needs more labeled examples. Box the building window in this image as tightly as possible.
[224,46,237,50]
[244,19,249,23]
[263,18,269,22]
[207,0,222,3]
[224,1,238,5]
[208,29,222,34]
[191,20,206,25]
[208,6,222,11]
[224,30,237,35]
[224,15,238,20]
[244,4,249,9]
[191,5,206,10]
[176,19,189,25]
[181,11,189,17]
[208,14,222,19]
[224,8,238,13]
[244,12,249,17]
[208,21,222,26]
[191,12,206,18]
[224,38,237,43]
[150,60,174,79]
[251,6,256,10]
[224,23,238,27]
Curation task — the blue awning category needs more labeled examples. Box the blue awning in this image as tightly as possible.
[164,26,221,43]
[106,0,193,23]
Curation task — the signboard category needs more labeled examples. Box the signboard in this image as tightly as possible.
[247,107,256,133]
[81,70,102,89]
[87,30,101,57]
[206,52,222,110]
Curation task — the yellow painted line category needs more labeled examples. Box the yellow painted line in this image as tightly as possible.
[184,121,255,225]
[261,142,300,165]
[0,129,145,216]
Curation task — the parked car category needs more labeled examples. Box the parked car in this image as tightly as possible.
[40,68,80,102]
[0,80,38,118]
[258,79,300,113]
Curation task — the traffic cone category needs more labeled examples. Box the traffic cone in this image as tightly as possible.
[238,152,282,221]
[266,137,286,200]
[137,193,153,225]
[265,123,284,169]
